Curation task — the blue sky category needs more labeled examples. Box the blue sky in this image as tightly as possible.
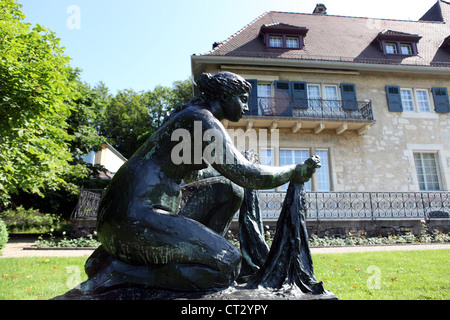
[20,0,438,94]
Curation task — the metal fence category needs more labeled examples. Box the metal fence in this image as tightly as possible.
[72,189,450,221]
[71,189,104,220]
[258,191,450,221]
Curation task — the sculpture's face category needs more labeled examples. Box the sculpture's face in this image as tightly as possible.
[222,92,249,122]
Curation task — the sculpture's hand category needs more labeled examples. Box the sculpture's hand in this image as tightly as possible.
[293,155,321,183]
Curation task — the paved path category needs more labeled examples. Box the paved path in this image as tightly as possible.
[1,237,449,258]
[0,238,95,258]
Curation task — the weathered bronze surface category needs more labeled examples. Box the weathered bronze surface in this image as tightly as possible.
[54,72,336,300]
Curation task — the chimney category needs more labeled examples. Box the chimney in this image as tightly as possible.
[313,3,327,14]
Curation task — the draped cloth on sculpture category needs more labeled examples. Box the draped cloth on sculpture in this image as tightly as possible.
[246,182,325,294]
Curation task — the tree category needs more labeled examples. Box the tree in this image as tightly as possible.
[97,79,193,159]
[0,0,84,206]
[97,89,153,159]
[66,79,106,162]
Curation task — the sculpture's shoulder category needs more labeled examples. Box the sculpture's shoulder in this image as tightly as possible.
[174,105,223,131]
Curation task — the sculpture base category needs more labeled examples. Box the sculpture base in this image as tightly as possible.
[52,283,337,300]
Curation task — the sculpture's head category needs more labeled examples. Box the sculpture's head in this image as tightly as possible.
[195,72,252,122]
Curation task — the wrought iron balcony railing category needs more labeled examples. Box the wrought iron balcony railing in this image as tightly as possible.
[248,97,374,122]
[258,191,450,221]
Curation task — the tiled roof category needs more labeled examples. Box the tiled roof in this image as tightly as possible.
[199,1,450,68]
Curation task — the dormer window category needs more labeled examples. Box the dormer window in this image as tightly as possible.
[376,30,422,56]
[268,35,301,48]
[260,23,308,50]
[286,37,300,48]
[385,43,397,54]
[400,43,413,55]
[269,36,283,48]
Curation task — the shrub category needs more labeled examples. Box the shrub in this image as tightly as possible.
[0,206,59,233]
[0,219,8,255]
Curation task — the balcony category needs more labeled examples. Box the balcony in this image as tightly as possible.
[224,97,375,135]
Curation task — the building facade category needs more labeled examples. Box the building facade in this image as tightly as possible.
[191,2,450,224]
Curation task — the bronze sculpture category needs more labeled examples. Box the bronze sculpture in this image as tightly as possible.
[58,72,333,299]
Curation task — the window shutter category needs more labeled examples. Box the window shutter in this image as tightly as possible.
[274,81,293,116]
[385,85,403,112]
[340,83,358,110]
[432,87,450,113]
[246,79,258,115]
[292,81,308,109]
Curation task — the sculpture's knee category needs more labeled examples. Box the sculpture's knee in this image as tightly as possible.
[216,244,241,287]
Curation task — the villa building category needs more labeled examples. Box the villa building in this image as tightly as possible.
[191,1,450,227]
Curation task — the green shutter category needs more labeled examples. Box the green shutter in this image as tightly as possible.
[292,81,308,109]
[385,85,403,112]
[432,87,450,113]
[246,79,258,115]
[341,83,358,110]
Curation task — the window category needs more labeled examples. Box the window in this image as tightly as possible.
[400,43,412,55]
[286,36,300,48]
[385,43,397,54]
[400,89,414,111]
[259,149,275,191]
[269,36,283,48]
[414,152,441,191]
[267,35,302,49]
[307,84,321,108]
[324,85,339,108]
[279,149,311,191]
[387,86,433,113]
[260,24,307,50]
[416,90,431,112]
[257,83,273,115]
[383,42,417,55]
[316,150,331,191]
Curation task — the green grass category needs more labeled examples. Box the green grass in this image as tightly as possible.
[0,257,88,300]
[0,250,448,300]
[312,249,450,300]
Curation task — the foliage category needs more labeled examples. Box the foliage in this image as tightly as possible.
[97,79,193,159]
[65,80,105,163]
[0,0,86,206]
[0,206,59,233]
[35,233,100,248]
[0,219,8,254]
[308,230,450,247]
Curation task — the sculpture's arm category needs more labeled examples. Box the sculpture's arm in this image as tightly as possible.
[204,123,319,190]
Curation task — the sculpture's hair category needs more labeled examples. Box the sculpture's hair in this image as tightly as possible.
[193,72,252,102]
[162,72,252,124]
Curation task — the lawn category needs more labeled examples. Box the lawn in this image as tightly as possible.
[0,249,448,300]
[312,249,450,300]
[0,256,88,300]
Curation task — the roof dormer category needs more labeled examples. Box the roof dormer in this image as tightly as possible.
[376,30,422,56]
[260,23,308,49]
